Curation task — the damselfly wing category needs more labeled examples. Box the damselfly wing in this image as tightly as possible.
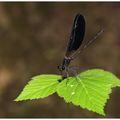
[65,14,85,57]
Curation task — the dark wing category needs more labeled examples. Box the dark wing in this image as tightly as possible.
[65,14,85,57]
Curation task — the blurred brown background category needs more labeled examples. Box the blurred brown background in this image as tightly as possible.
[0,2,120,118]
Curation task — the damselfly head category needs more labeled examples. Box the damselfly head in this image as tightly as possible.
[57,65,65,71]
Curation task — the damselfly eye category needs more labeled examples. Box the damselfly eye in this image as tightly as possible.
[62,66,65,70]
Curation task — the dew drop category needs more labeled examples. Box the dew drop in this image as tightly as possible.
[70,85,74,87]
[71,92,75,95]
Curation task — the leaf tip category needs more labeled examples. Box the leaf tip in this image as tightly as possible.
[14,96,22,102]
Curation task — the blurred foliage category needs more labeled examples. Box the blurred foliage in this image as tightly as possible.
[0,2,120,118]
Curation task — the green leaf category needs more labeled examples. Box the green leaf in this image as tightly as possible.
[15,74,61,101]
[15,69,120,116]
[57,69,120,116]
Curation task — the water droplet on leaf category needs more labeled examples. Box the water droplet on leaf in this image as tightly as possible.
[70,85,74,87]
[71,92,75,95]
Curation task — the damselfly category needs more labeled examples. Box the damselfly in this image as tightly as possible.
[58,14,104,80]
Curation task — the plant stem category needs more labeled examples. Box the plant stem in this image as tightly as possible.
[65,104,72,118]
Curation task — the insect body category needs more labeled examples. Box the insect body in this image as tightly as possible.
[58,14,85,78]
